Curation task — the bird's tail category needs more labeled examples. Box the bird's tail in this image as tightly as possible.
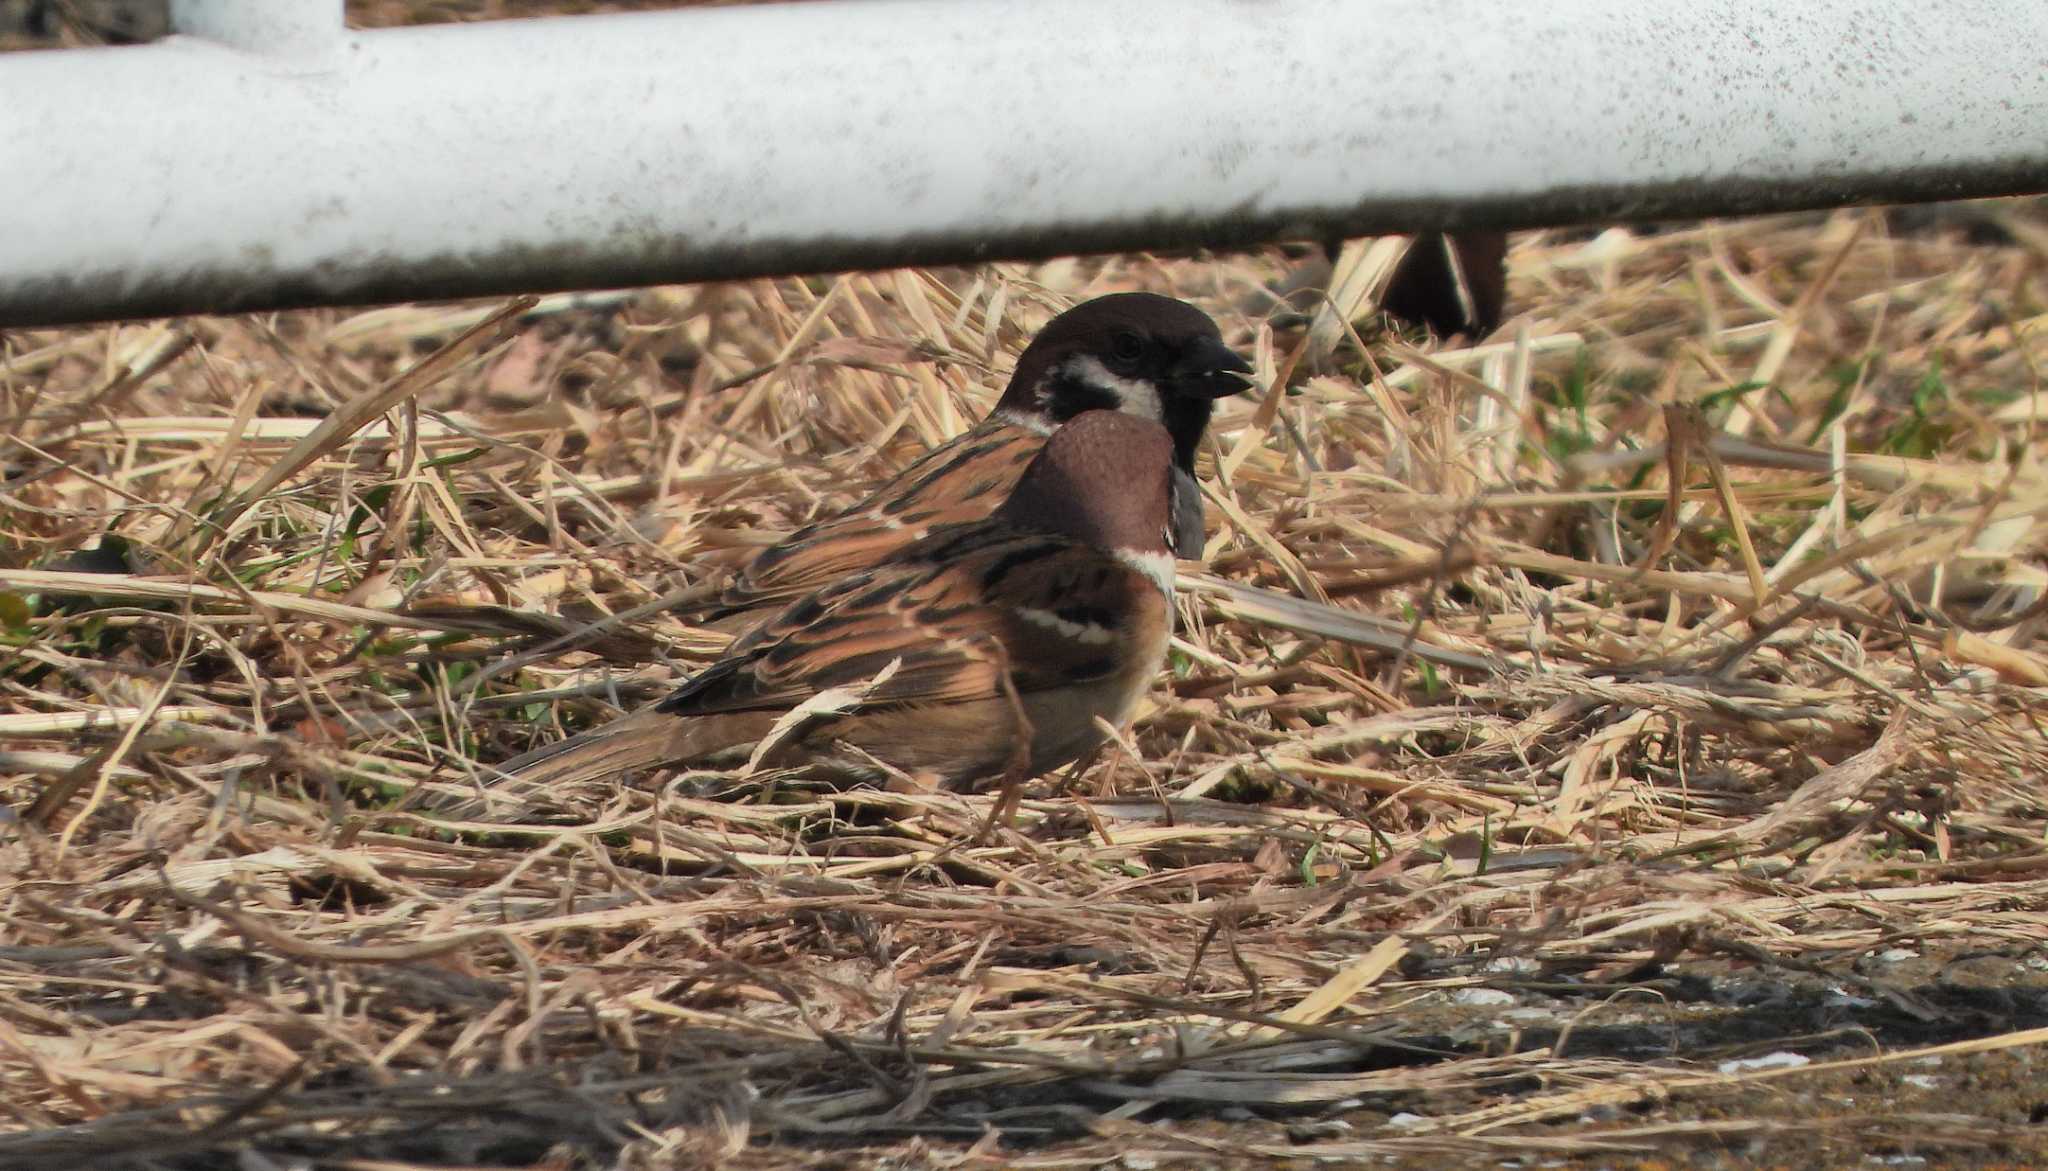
[437,707,759,821]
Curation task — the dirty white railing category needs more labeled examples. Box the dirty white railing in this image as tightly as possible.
[2,0,2045,327]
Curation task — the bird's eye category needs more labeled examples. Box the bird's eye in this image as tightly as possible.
[1110,331,1146,365]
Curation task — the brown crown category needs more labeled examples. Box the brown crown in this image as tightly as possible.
[996,293,1241,411]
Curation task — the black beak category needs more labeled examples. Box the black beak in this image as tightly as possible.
[1169,337,1255,399]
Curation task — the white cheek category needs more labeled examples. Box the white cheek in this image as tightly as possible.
[1066,355,1164,423]
[1114,548,1176,598]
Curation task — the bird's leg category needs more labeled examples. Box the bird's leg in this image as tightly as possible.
[974,663,1035,844]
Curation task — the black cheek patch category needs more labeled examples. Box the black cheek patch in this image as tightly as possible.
[1043,373,1121,421]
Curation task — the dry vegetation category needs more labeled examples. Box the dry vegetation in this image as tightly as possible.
[4,203,2048,1169]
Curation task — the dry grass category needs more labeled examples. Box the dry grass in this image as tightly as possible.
[5,202,2048,1168]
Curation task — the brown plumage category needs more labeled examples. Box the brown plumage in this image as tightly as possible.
[475,411,1179,805]
[707,292,1247,625]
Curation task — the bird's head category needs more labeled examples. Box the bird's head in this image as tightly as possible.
[995,293,1252,471]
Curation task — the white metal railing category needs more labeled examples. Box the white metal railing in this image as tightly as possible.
[2,0,2045,327]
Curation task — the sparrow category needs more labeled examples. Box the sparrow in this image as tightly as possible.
[475,410,1180,799]
[1380,231,1508,338]
[705,292,1250,625]
[1252,232,1508,338]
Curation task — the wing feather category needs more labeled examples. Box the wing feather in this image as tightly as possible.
[712,423,1043,617]
[662,528,1157,720]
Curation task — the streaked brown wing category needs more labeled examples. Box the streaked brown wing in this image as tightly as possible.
[712,422,1044,617]
[664,527,1149,719]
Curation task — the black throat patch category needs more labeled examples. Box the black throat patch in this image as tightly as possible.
[1161,395,1214,471]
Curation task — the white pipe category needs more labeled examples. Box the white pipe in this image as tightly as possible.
[2,0,2045,327]
[168,0,342,55]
